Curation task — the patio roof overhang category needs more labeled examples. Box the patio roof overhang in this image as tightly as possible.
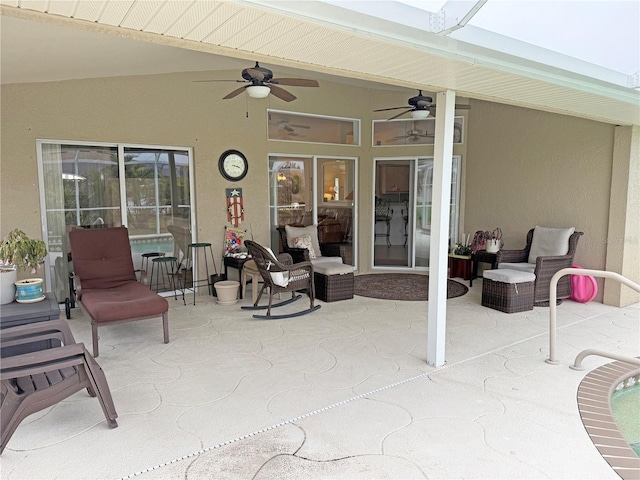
[1,0,638,126]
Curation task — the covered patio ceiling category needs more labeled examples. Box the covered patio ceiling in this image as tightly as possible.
[1,0,639,125]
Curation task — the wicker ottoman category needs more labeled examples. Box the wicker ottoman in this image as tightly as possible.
[313,262,354,302]
[482,269,535,313]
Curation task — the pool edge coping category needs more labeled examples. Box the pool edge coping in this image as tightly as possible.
[577,359,640,479]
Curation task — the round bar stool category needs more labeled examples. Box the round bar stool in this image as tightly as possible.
[150,256,180,301]
[141,252,165,279]
[185,242,217,305]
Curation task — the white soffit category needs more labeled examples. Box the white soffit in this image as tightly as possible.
[0,0,638,126]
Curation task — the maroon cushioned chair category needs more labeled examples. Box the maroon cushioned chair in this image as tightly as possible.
[69,226,169,357]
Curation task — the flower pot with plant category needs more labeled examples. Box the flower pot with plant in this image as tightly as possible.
[0,229,47,304]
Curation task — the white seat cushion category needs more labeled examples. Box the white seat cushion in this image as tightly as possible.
[485,268,536,283]
[310,256,343,265]
[528,226,575,263]
[498,262,536,273]
[313,262,352,276]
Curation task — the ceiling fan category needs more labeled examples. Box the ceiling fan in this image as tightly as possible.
[196,62,319,102]
[375,90,470,120]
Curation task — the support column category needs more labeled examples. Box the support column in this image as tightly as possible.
[604,125,640,306]
[427,91,456,367]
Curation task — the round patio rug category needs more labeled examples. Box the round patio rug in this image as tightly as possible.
[354,273,468,301]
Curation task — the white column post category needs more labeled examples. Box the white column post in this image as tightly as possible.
[427,90,456,367]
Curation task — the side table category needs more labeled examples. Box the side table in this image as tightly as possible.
[448,254,473,284]
[471,250,498,287]
[0,293,61,356]
[223,256,251,299]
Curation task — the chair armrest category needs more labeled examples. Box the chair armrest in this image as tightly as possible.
[496,249,528,264]
[320,243,346,262]
[0,343,87,377]
[534,255,575,279]
[282,246,310,263]
[275,253,294,266]
[0,318,77,348]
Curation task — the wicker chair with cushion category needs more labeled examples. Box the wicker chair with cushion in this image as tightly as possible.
[241,240,320,319]
[1,319,118,454]
[277,225,345,265]
[496,226,583,305]
[68,226,169,357]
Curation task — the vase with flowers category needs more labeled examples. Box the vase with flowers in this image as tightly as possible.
[0,229,48,304]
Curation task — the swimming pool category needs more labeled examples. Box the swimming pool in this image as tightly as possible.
[611,380,640,457]
[577,361,640,479]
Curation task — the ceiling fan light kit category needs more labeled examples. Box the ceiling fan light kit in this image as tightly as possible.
[246,85,270,98]
[410,109,430,120]
[200,62,319,102]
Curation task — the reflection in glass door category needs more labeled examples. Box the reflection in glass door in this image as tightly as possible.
[373,159,414,267]
[373,156,461,269]
[268,155,357,266]
[38,141,193,303]
[317,157,356,266]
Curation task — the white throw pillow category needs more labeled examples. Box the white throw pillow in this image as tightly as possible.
[293,234,317,258]
[528,226,575,263]
[266,247,289,287]
[285,224,322,258]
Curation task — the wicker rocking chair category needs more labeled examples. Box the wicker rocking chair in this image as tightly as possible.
[241,240,320,319]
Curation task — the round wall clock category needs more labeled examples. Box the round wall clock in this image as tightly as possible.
[218,150,248,181]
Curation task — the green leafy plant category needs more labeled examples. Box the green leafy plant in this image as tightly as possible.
[0,229,47,274]
[454,244,472,256]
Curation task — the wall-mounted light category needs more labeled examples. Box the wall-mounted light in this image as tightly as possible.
[246,85,270,99]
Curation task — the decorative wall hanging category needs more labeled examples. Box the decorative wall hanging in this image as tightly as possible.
[226,188,245,227]
[224,226,246,255]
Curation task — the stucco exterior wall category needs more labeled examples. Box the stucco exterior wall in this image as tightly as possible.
[464,100,619,302]
[1,73,633,304]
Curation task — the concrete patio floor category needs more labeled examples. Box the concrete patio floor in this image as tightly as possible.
[1,281,638,479]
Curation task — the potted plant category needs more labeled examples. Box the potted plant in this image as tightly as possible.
[484,228,503,253]
[0,229,47,304]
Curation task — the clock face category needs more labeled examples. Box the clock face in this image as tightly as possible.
[219,150,248,181]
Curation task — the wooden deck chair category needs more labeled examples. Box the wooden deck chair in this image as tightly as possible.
[68,226,169,357]
[1,319,118,454]
[241,240,320,319]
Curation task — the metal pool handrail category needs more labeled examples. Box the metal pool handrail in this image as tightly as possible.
[570,348,640,370]
[546,268,640,365]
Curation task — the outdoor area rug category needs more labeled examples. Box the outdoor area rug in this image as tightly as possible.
[354,273,468,301]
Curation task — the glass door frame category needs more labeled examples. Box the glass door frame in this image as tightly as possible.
[268,153,358,268]
[36,139,196,297]
[372,155,462,271]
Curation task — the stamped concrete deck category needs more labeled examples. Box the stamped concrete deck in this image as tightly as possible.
[1,282,638,479]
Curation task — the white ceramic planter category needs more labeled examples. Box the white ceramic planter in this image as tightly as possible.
[486,239,500,253]
[15,278,45,303]
[215,280,240,305]
[1,268,18,304]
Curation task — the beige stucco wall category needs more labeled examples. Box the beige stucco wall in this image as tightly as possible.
[464,99,623,303]
[1,73,634,304]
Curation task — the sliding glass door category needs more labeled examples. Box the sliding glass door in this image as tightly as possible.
[373,156,461,269]
[38,141,194,303]
[268,154,357,266]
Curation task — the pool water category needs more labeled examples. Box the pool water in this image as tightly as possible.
[611,383,640,457]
